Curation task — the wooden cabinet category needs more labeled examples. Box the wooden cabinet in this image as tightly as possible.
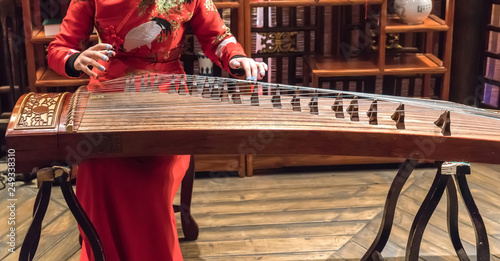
[244,0,455,100]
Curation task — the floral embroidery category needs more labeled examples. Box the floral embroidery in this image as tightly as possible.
[138,0,193,17]
[138,0,155,16]
[212,24,232,45]
[204,0,217,12]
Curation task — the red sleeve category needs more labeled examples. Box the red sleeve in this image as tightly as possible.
[47,0,95,77]
[190,0,246,74]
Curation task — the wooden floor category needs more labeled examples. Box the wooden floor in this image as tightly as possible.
[2,163,500,260]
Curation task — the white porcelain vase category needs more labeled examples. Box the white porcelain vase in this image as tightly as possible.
[394,0,433,25]
[197,51,213,76]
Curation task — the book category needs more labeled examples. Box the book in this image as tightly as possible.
[42,19,63,36]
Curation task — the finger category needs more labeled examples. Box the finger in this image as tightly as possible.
[81,66,97,77]
[229,59,241,69]
[239,59,252,81]
[250,60,258,81]
[81,57,106,72]
[97,50,116,58]
[89,43,113,51]
[256,63,266,78]
[87,50,109,62]
[262,62,268,71]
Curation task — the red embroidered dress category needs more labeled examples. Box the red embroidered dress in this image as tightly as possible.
[47,0,246,260]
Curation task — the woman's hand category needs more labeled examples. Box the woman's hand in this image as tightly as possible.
[229,57,268,81]
[74,43,116,77]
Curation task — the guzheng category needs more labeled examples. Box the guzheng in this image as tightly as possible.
[7,73,500,172]
[8,74,500,261]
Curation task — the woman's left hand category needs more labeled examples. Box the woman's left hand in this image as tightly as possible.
[229,57,268,81]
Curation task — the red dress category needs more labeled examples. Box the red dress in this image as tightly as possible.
[47,0,246,260]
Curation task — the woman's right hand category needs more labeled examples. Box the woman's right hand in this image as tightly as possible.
[74,43,116,77]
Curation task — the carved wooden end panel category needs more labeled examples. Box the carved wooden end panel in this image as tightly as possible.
[14,93,68,130]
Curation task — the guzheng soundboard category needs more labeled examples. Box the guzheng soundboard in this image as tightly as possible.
[7,74,500,172]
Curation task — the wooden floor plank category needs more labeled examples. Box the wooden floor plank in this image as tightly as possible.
[67,249,81,261]
[189,221,366,242]
[408,177,500,238]
[178,251,340,261]
[181,183,399,204]
[180,235,353,258]
[182,207,383,228]
[190,170,427,193]
[3,164,499,261]
[188,195,388,215]
[0,199,67,260]
[397,192,500,254]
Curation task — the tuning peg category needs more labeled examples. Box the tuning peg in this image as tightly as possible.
[251,84,259,106]
[367,99,378,125]
[221,80,230,102]
[391,103,405,129]
[434,110,451,136]
[231,84,242,104]
[168,75,177,94]
[291,87,301,112]
[211,79,221,100]
[202,77,211,98]
[188,75,197,95]
[271,85,282,109]
[331,93,344,118]
[309,90,318,115]
[152,74,160,92]
[346,96,359,121]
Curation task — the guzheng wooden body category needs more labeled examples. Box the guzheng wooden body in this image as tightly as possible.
[7,74,500,173]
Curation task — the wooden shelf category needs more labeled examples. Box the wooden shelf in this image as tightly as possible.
[307,53,445,79]
[317,0,383,5]
[214,1,240,8]
[31,29,99,43]
[385,15,448,33]
[384,53,447,75]
[307,56,380,77]
[249,0,382,7]
[35,67,89,87]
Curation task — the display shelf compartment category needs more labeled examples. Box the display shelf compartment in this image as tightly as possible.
[384,53,446,75]
[35,67,89,87]
[385,15,449,33]
[31,28,99,43]
[307,56,381,77]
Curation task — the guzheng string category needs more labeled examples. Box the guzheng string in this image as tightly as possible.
[67,73,500,133]
[71,73,500,116]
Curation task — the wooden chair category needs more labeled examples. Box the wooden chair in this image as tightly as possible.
[174,155,199,241]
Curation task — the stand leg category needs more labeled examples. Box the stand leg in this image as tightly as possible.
[19,167,53,261]
[180,155,199,241]
[361,159,418,261]
[55,168,105,261]
[406,165,449,261]
[454,172,490,260]
[446,177,470,261]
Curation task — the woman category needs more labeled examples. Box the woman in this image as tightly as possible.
[48,0,267,260]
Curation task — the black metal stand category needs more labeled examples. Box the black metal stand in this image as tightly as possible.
[406,163,449,260]
[363,160,490,261]
[454,169,490,260]
[361,159,418,261]
[19,166,105,261]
